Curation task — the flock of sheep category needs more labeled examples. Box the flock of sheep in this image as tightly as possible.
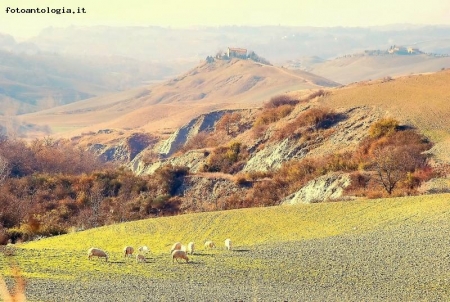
[87,238,233,264]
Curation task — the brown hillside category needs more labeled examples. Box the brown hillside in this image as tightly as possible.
[307,54,450,84]
[20,59,339,138]
[310,69,450,165]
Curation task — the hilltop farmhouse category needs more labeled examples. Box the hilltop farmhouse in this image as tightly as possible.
[227,47,248,58]
[388,45,422,55]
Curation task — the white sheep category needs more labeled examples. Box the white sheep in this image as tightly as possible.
[225,238,232,251]
[204,240,216,249]
[123,246,134,258]
[136,254,146,263]
[187,242,195,255]
[87,248,108,262]
[170,242,182,254]
[138,246,150,254]
[172,250,189,264]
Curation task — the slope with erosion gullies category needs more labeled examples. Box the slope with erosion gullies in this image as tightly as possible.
[128,70,450,205]
[130,97,383,176]
[318,69,450,141]
[307,68,450,169]
[299,53,450,84]
[20,58,339,138]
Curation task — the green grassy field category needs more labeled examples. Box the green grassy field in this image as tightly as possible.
[2,193,450,301]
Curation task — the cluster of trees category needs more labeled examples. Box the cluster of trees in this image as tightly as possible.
[0,104,436,244]
[234,118,433,207]
[0,136,189,244]
[177,112,434,210]
[213,50,271,65]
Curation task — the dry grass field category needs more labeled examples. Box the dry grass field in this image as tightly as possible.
[320,69,450,137]
[309,54,450,84]
[2,193,450,301]
[301,69,450,166]
[19,59,338,139]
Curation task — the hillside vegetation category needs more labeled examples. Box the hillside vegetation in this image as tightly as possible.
[0,86,439,244]
[19,58,339,138]
[2,193,450,301]
[19,193,450,252]
[320,69,450,141]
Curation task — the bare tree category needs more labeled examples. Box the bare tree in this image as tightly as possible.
[372,146,417,194]
[0,155,9,185]
[89,183,104,227]
[216,112,242,136]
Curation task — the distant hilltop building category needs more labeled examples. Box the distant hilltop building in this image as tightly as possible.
[388,45,422,55]
[407,47,420,54]
[211,47,271,65]
[227,47,247,59]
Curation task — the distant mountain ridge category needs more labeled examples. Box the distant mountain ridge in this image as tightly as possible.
[23,25,450,62]
[0,33,179,117]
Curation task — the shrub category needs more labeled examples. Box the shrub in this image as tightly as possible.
[0,226,8,245]
[152,165,189,195]
[264,95,298,109]
[355,120,433,195]
[305,89,327,100]
[141,150,160,164]
[368,118,399,138]
[251,124,268,140]
[273,107,340,141]
[297,107,338,129]
[254,105,294,126]
[344,172,372,196]
[179,132,211,153]
[202,142,248,174]
[215,112,243,136]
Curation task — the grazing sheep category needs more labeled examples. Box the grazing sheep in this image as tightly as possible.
[170,242,182,254]
[123,246,134,258]
[181,245,187,252]
[187,242,195,255]
[204,240,216,249]
[225,238,232,250]
[138,246,150,254]
[172,250,189,264]
[87,248,108,262]
[136,254,146,263]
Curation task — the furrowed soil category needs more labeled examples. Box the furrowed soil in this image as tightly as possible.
[2,195,450,301]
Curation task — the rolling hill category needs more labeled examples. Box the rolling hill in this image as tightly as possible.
[312,54,450,84]
[19,58,339,138]
[286,53,450,84]
[287,68,450,166]
[318,68,450,139]
[0,35,180,118]
[2,193,450,300]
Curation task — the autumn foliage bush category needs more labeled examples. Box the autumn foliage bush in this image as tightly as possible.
[222,118,433,207]
[0,112,436,244]
[202,142,249,174]
[263,95,299,109]
[0,135,191,243]
[254,105,294,126]
[273,107,340,141]
[177,131,221,154]
[368,117,399,139]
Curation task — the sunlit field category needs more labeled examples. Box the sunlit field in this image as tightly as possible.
[2,193,450,301]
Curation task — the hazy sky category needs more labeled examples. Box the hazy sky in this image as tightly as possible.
[2,0,450,39]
